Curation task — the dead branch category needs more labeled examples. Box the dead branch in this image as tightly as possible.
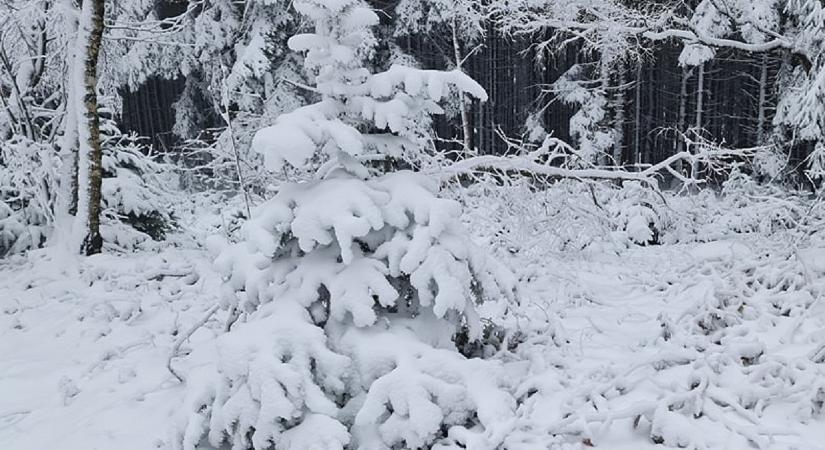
[439,135,756,188]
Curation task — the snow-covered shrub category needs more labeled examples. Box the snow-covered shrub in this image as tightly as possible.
[638,242,825,448]
[0,137,58,256]
[0,112,175,256]
[751,144,788,181]
[502,234,825,449]
[117,0,311,198]
[808,142,825,182]
[175,1,517,448]
[659,168,825,244]
[172,54,308,197]
[607,181,669,246]
[458,177,611,256]
[458,176,672,260]
[99,109,176,249]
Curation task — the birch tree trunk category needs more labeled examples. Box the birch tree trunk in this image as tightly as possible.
[633,62,642,166]
[75,0,105,255]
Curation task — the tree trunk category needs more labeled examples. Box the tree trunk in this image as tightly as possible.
[613,62,625,166]
[54,5,80,246]
[633,62,642,166]
[675,66,691,174]
[695,62,705,131]
[691,62,706,178]
[452,19,472,154]
[645,62,655,164]
[78,0,105,255]
[756,53,769,144]
[677,67,690,152]
[599,60,611,166]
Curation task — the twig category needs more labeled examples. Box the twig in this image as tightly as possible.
[167,303,220,383]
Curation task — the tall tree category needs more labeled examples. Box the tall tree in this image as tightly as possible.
[74,0,105,255]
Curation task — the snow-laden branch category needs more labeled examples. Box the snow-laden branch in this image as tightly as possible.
[167,303,220,383]
[439,137,754,186]
[441,154,649,181]
[497,4,799,56]
[514,16,790,52]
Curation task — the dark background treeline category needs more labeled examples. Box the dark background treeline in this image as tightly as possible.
[120,1,803,169]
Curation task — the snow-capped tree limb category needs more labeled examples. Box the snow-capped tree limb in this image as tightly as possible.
[440,137,755,186]
[496,4,800,56]
[513,16,792,53]
[167,303,220,383]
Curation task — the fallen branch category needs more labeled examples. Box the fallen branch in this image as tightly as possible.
[167,303,220,383]
[439,137,754,186]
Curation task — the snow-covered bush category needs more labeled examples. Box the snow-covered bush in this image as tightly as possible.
[458,177,608,256]
[175,1,517,448]
[98,109,176,250]
[116,0,310,199]
[660,169,825,245]
[751,144,788,181]
[0,138,58,256]
[0,113,175,256]
[458,176,671,260]
[494,203,825,449]
[607,181,668,246]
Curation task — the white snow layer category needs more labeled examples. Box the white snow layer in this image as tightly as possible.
[2,230,825,449]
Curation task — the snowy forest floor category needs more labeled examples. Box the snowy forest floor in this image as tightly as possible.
[2,189,825,449]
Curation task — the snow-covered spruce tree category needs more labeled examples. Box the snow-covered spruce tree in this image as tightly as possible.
[551,64,615,166]
[175,1,517,449]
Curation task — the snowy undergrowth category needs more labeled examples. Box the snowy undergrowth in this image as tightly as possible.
[457,178,825,449]
[459,172,825,257]
[2,183,825,449]
[500,236,825,449]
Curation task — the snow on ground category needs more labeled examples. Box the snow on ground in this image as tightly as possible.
[1,226,824,449]
[0,246,222,450]
[504,234,825,449]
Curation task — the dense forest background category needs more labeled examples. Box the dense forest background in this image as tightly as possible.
[122,0,810,179]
